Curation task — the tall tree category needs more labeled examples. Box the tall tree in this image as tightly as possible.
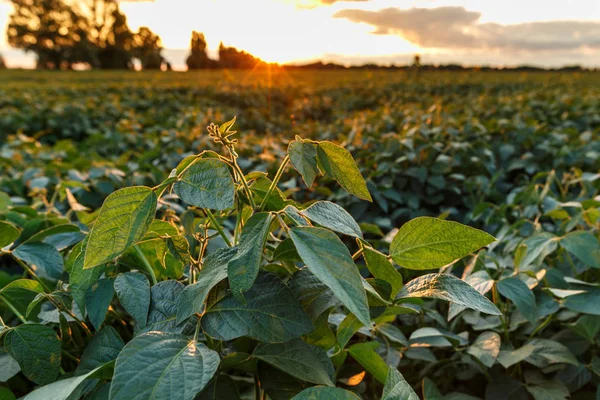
[218,42,262,69]
[186,31,216,70]
[133,27,163,70]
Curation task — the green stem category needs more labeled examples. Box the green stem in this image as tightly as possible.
[259,155,290,211]
[134,245,158,285]
[13,256,51,293]
[0,295,27,324]
[231,157,256,209]
[205,209,232,247]
[529,314,552,340]
[254,374,262,400]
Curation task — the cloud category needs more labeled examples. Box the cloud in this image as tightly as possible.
[334,6,600,52]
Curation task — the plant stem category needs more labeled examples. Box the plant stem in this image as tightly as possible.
[231,157,256,209]
[529,314,552,340]
[0,295,27,324]
[134,245,158,285]
[254,374,262,400]
[12,256,51,293]
[205,209,232,247]
[259,155,290,211]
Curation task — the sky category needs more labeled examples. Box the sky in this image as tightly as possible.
[1,0,599,69]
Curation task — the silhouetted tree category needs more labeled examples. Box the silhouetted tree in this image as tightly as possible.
[186,31,216,69]
[133,27,163,70]
[218,42,262,69]
[0,53,6,69]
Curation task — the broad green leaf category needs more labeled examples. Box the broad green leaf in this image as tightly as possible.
[196,374,240,400]
[563,290,600,315]
[68,241,104,313]
[397,273,501,315]
[497,344,535,368]
[363,247,403,297]
[0,350,20,382]
[299,201,362,238]
[291,386,361,400]
[259,363,308,400]
[85,279,114,330]
[526,383,569,400]
[176,247,237,324]
[202,272,313,342]
[23,363,113,400]
[4,324,61,385]
[467,331,501,367]
[251,177,289,212]
[519,233,558,269]
[382,367,419,400]
[377,323,409,347]
[569,315,600,342]
[525,339,579,367]
[84,186,157,269]
[290,227,370,326]
[13,243,64,280]
[0,387,15,400]
[0,221,20,249]
[422,378,444,400]
[336,313,364,349]
[348,342,388,384]
[273,238,301,263]
[496,277,537,323]
[21,224,80,246]
[390,217,495,270]
[448,270,495,320]
[0,279,44,317]
[114,272,150,326]
[77,326,124,374]
[316,141,371,201]
[560,231,600,268]
[109,332,219,400]
[174,158,235,210]
[289,269,341,320]
[143,280,185,334]
[288,139,319,187]
[253,339,335,386]
[228,212,274,299]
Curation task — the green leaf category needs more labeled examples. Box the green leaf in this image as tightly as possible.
[525,375,570,400]
[288,139,319,187]
[560,231,600,268]
[68,241,104,313]
[496,277,537,323]
[467,331,501,367]
[520,233,558,269]
[77,326,124,375]
[0,387,15,400]
[291,386,361,400]
[497,344,535,368]
[143,280,185,334]
[377,323,409,347]
[422,378,444,400]
[563,290,600,315]
[85,278,114,330]
[109,332,219,400]
[228,212,274,299]
[23,363,113,400]
[174,158,235,210]
[316,141,371,201]
[13,243,64,280]
[0,279,44,317]
[382,367,419,400]
[84,186,157,269]
[348,342,388,384]
[176,247,237,324]
[525,339,579,367]
[0,350,21,382]
[21,224,80,246]
[336,313,364,349]
[202,272,313,342]
[4,324,61,385]
[196,374,240,400]
[363,247,403,298]
[253,339,335,386]
[389,217,495,270]
[289,269,341,320]
[299,201,362,238]
[290,227,370,326]
[114,272,150,326]
[397,273,501,315]
[0,221,20,249]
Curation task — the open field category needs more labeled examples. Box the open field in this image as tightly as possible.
[1,69,600,399]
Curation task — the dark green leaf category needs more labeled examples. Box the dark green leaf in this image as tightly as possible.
[496,277,537,323]
[109,332,219,400]
[77,326,124,375]
[290,227,370,326]
[299,201,362,238]
[289,269,341,320]
[382,367,419,400]
[68,241,104,313]
[114,272,150,326]
[363,247,403,298]
[143,280,185,333]
[202,272,313,342]
[13,243,64,280]
[85,278,114,330]
[291,386,361,400]
[288,139,318,187]
[0,221,20,249]
[348,341,388,384]
[525,339,579,367]
[196,374,240,400]
[4,324,61,385]
[560,231,600,268]
[174,158,235,210]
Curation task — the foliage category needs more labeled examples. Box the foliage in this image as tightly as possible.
[0,70,599,399]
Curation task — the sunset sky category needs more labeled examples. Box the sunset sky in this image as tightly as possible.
[1,0,599,69]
